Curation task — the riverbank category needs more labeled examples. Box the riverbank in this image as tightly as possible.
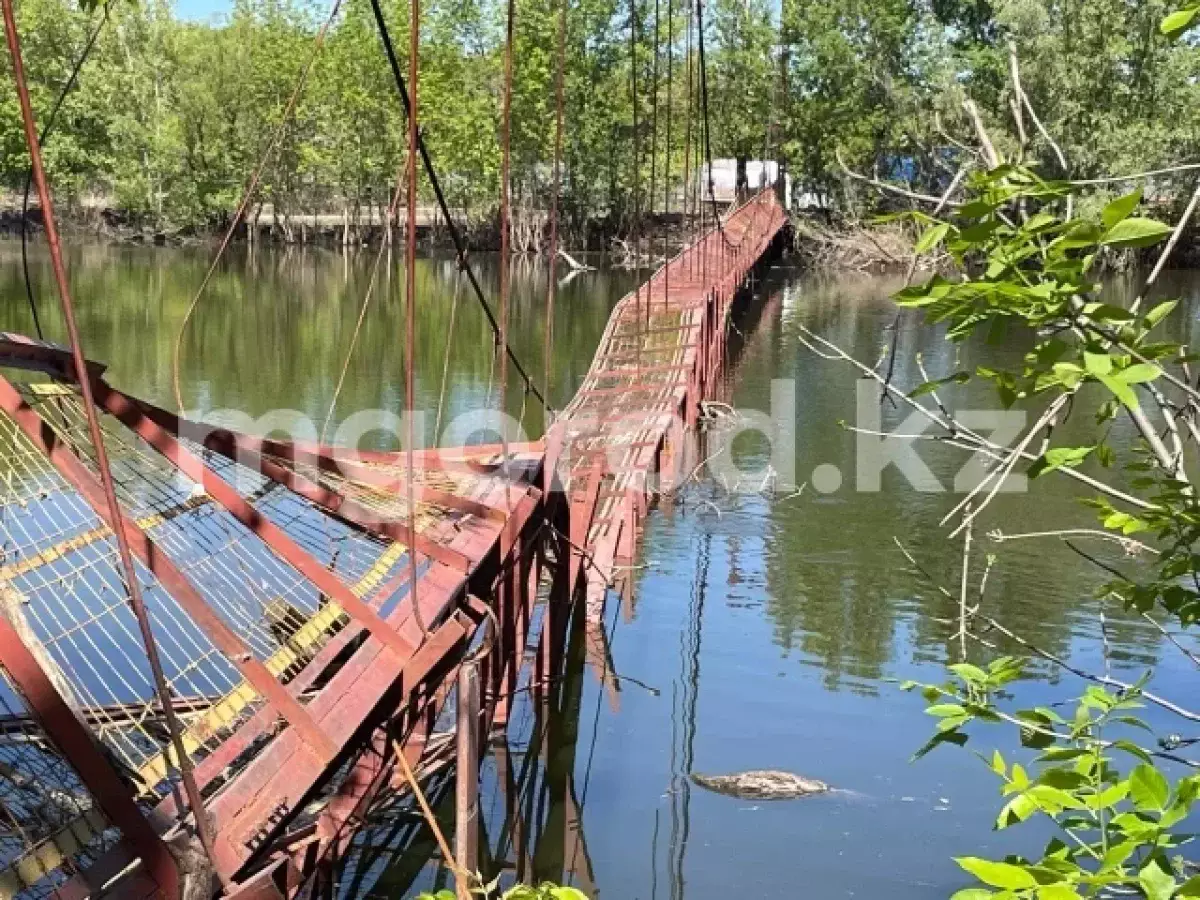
[1,193,722,257]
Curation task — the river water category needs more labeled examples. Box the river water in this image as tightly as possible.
[2,239,1197,898]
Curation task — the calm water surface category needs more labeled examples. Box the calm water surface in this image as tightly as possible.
[3,240,1197,898]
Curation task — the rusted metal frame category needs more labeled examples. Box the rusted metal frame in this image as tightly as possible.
[600,347,678,364]
[578,381,683,400]
[0,375,340,766]
[487,487,540,728]
[223,858,292,900]
[611,322,700,340]
[564,439,662,463]
[565,468,604,597]
[280,488,530,879]
[122,394,535,478]
[0,617,181,900]
[207,604,471,878]
[92,383,423,663]
[123,389,514,523]
[225,623,461,884]
[1,0,219,872]
[534,489,570,695]
[153,562,401,819]
[594,362,692,377]
[310,675,437,854]
[229,449,478,571]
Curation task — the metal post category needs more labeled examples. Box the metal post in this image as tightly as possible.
[454,663,480,899]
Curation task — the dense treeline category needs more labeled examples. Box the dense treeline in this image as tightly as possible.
[1,0,1198,239]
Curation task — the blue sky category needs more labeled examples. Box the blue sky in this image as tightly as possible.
[175,0,234,21]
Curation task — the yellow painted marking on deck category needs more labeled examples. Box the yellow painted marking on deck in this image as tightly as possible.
[26,383,77,397]
[134,540,408,790]
[0,808,106,899]
[0,495,211,582]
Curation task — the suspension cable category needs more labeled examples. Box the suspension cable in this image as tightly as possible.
[694,0,726,242]
[649,0,659,222]
[662,0,672,309]
[405,0,428,638]
[20,1,111,341]
[2,0,223,878]
[545,0,567,424]
[499,0,516,506]
[171,0,345,413]
[694,0,753,255]
[366,0,548,414]
[629,0,642,367]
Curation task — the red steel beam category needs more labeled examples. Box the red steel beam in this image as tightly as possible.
[206,603,470,876]
[121,395,508,530]
[91,383,421,664]
[0,375,339,764]
[0,617,180,900]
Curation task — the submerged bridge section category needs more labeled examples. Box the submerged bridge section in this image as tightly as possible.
[0,191,788,900]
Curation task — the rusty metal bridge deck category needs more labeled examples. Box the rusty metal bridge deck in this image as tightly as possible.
[548,190,789,606]
[0,189,788,900]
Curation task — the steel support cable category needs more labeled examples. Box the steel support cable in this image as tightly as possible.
[629,0,642,358]
[694,0,749,254]
[365,0,548,414]
[544,0,568,425]
[320,168,407,442]
[20,1,111,342]
[648,0,660,319]
[649,0,659,222]
[499,0,517,507]
[662,0,672,311]
[1,0,224,882]
[406,0,428,639]
[171,0,345,413]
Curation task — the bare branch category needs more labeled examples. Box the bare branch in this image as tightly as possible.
[1130,182,1200,315]
[794,324,1157,511]
[1069,162,1200,186]
[988,528,1157,557]
[835,149,962,207]
[957,508,973,660]
[1141,612,1200,669]
[1008,41,1072,219]
[963,99,1000,169]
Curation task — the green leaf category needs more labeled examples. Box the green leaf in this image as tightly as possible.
[1084,351,1113,376]
[1101,840,1139,871]
[1097,373,1139,409]
[912,728,969,760]
[1102,217,1173,249]
[955,857,1038,890]
[1161,5,1200,37]
[1111,740,1153,763]
[1144,299,1178,329]
[996,793,1039,829]
[1037,886,1082,900]
[1102,188,1143,230]
[916,222,952,253]
[549,889,590,900]
[927,703,968,718]
[1138,858,1177,900]
[1178,874,1200,897]
[949,663,988,683]
[1044,446,1095,469]
[1129,764,1170,811]
[1119,363,1161,384]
